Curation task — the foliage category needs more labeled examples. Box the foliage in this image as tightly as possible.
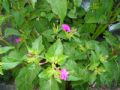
[0,0,120,90]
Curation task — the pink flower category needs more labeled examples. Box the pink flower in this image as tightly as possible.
[15,38,21,43]
[60,69,69,81]
[62,24,71,32]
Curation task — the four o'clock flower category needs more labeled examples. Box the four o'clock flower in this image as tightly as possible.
[15,38,22,43]
[60,68,69,81]
[62,24,71,32]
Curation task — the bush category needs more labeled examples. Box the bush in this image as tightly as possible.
[0,0,120,90]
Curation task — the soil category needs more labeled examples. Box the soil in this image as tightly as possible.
[0,83,16,90]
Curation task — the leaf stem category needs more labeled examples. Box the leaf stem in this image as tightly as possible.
[0,39,12,46]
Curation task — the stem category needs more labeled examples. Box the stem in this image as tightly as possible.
[23,39,28,49]
[39,62,47,65]
[92,2,120,39]
[0,39,12,46]
[92,24,107,39]
[32,32,36,39]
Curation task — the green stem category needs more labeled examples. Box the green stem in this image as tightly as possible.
[92,24,107,39]
[92,2,120,39]
[23,39,28,49]
[0,39,12,46]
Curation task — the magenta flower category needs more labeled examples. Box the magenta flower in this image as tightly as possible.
[60,69,69,81]
[62,24,71,32]
[15,38,21,43]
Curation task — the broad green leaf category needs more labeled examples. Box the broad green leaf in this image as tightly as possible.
[64,43,76,59]
[88,73,97,84]
[34,18,49,33]
[13,11,24,27]
[47,0,67,23]
[32,36,44,54]
[64,60,81,81]
[31,0,51,19]
[39,67,60,82]
[42,30,55,42]
[46,13,55,21]
[2,50,24,70]
[47,39,63,56]
[38,67,53,79]
[73,0,82,7]
[4,28,20,37]
[64,42,87,60]
[79,24,96,34]
[16,64,40,90]
[68,8,77,18]
[39,78,59,90]
[35,0,51,12]
[2,61,20,70]
[0,46,14,54]
[2,0,10,12]
[68,75,81,81]
[45,39,67,64]
[20,23,32,39]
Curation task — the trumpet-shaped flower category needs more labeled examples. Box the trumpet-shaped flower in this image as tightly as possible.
[60,69,69,81]
[15,38,21,43]
[62,24,71,32]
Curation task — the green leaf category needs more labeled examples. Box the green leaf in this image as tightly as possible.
[38,67,53,79]
[2,0,10,12]
[35,0,51,12]
[34,18,49,33]
[0,15,6,25]
[47,0,67,23]
[68,8,77,18]
[4,28,20,37]
[2,61,20,70]
[42,30,55,42]
[13,11,24,27]
[2,50,24,70]
[99,59,120,86]
[39,67,61,83]
[45,39,67,64]
[79,24,96,34]
[30,0,37,8]
[85,0,113,23]
[64,42,87,60]
[88,73,97,84]
[16,64,40,90]
[0,46,14,54]
[89,51,100,71]
[32,36,44,54]
[47,39,63,57]
[104,31,119,46]
[39,78,59,90]
[0,66,3,75]
[64,60,81,81]
[73,0,82,7]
